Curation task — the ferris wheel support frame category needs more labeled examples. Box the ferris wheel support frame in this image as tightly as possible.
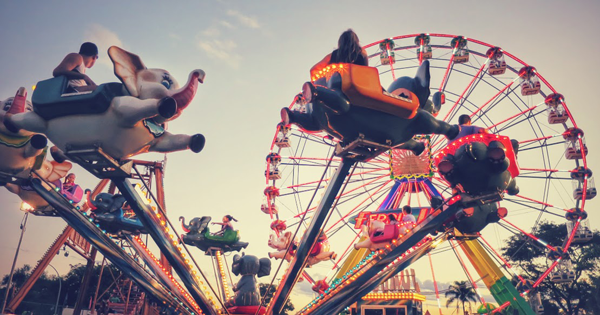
[267,158,355,315]
[304,197,465,314]
[116,178,221,315]
[28,178,195,314]
[456,234,534,314]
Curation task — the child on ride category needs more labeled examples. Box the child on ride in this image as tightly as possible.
[212,215,237,236]
[447,114,488,143]
[401,205,416,224]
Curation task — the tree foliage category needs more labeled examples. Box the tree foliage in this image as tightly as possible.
[0,262,124,315]
[501,221,600,314]
[258,283,295,314]
[445,280,478,314]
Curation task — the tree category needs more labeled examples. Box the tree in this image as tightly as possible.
[0,262,125,314]
[258,283,294,314]
[502,221,600,314]
[445,280,478,315]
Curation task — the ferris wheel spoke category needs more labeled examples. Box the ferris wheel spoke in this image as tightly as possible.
[325,179,394,233]
[449,240,486,304]
[487,105,540,132]
[292,173,389,218]
[518,139,565,152]
[495,107,548,134]
[499,219,556,252]
[438,43,459,92]
[510,194,567,212]
[441,60,489,122]
[476,236,530,288]
[470,80,519,120]
[285,166,387,190]
[501,198,565,218]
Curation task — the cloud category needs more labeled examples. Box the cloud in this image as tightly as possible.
[226,10,260,29]
[219,20,234,29]
[202,26,221,37]
[83,24,123,67]
[196,39,241,68]
[169,33,182,41]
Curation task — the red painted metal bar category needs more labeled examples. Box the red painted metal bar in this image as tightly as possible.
[513,194,565,211]
[519,168,560,173]
[501,218,556,252]
[487,105,538,130]
[438,40,460,92]
[518,135,557,144]
[493,301,512,313]
[451,239,486,304]
[427,253,443,314]
[470,81,516,118]
[418,37,424,65]
[441,60,488,122]
[533,260,559,288]
[324,178,393,233]
[332,233,361,269]
[294,173,390,218]
[477,234,527,285]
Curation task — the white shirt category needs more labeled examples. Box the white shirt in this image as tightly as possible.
[68,60,87,88]
[402,214,416,224]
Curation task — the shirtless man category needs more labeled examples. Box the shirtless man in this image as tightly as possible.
[53,42,99,92]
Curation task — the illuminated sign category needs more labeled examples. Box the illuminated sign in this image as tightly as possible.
[353,208,432,229]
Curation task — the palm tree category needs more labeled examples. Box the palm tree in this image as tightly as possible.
[445,280,478,315]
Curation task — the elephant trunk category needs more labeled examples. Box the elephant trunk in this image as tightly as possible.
[85,190,98,211]
[23,134,48,159]
[179,216,190,233]
[7,88,27,115]
[171,70,205,118]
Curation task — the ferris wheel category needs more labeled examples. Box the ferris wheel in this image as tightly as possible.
[259,33,594,314]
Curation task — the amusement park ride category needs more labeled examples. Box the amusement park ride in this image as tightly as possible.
[0,33,594,315]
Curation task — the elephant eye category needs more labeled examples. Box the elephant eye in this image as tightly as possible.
[162,74,173,89]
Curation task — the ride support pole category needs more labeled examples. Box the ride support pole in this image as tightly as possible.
[0,212,29,315]
[116,178,220,315]
[268,158,355,315]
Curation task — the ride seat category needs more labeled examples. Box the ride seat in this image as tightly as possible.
[227,306,266,315]
[311,63,420,119]
[310,241,322,256]
[371,224,400,244]
[32,76,125,120]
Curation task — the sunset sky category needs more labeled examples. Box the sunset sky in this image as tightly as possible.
[0,0,599,312]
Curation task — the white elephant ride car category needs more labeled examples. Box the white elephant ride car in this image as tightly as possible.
[4,46,206,178]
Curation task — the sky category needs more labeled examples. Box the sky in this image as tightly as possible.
[0,0,599,313]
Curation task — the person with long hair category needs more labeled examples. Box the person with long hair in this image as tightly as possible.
[212,214,238,236]
[312,29,368,69]
[329,29,368,66]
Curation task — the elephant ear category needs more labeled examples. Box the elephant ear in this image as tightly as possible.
[47,161,72,182]
[108,46,146,97]
[257,258,272,278]
[231,254,242,276]
[414,60,431,107]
